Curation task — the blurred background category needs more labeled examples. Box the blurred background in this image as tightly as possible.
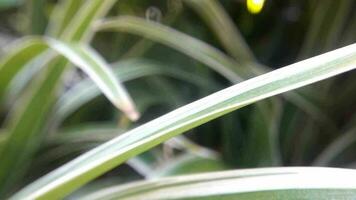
[0,0,355,198]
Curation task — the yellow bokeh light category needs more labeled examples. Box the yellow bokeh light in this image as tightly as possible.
[247,0,265,14]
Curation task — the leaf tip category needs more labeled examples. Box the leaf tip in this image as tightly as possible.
[121,103,140,121]
[127,108,140,121]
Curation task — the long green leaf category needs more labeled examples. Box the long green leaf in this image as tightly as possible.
[95,16,336,130]
[0,57,67,196]
[54,58,213,123]
[121,0,183,59]
[5,51,57,104]
[0,0,116,102]
[323,0,353,51]
[0,38,48,100]
[183,0,255,62]
[297,0,333,59]
[33,125,125,170]
[98,14,288,164]
[60,0,115,42]
[46,0,84,37]
[96,16,249,82]
[0,37,137,119]
[46,39,138,119]
[181,0,336,135]
[0,1,117,195]
[81,167,356,200]
[11,43,356,200]
[0,38,137,196]
[177,1,285,166]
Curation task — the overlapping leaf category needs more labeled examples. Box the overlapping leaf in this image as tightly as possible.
[82,167,356,200]
[96,16,248,82]
[54,58,213,123]
[12,43,356,200]
[0,0,118,195]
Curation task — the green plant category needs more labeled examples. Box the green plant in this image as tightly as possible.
[0,0,355,199]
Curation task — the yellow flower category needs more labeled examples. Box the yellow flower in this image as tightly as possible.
[247,0,265,14]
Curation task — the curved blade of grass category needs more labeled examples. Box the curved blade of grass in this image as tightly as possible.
[46,39,138,120]
[11,43,356,200]
[95,16,336,130]
[0,0,118,196]
[323,0,353,51]
[60,0,115,42]
[0,38,48,101]
[0,37,138,119]
[1,0,116,101]
[170,0,298,167]
[50,124,125,145]
[183,0,255,62]
[54,58,214,123]
[5,51,56,104]
[27,0,47,35]
[182,0,336,135]
[81,167,356,200]
[34,125,126,169]
[0,57,67,196]
[0,39,138,195]
[297,0,333,59]
[110,10,336,164]
[46,0,84,37]
[95,16,250,82]
[0,38,137,196]
[313,124,356,166]
[121,0,183,59]
[38,127,217,179]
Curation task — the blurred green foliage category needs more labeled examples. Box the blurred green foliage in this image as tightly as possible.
[0,0,355,199]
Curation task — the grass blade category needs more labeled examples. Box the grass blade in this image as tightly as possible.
[241,100,282,167]
[11,43,356,200]
[46,39,138,120]
[0,1,118,195]
[96,16,249,82]
[0,57,67,196]
[297,0,333,59]
[46,0,84,37]
[81,167,356,200]
[181,0,335,134]
[60,0,115,42]
[0,38,137,195]
[98,6,335,166]
[313,125,356,166]
[0,38,138,119]
[0,38,47,100]
[95,16,334,129]
[54,58,212,123]
[5,51,56,104]
[183,0,255,62]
